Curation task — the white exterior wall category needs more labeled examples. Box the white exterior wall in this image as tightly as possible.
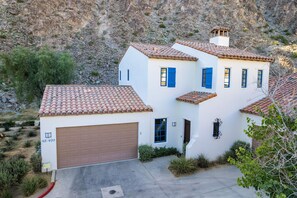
[209,36,230,47]
[186,59,270,160]
[147,59,197,149]
[119,47,149,103]
[172,43,218,93]
[40,112,151,171]
[240,113,263,145]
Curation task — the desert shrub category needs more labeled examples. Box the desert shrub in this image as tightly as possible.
[196,154,210,168]
[21,177,38,196]
[30,154,42,173]
[169,157,196,176]
[27,131,37,137]
[4,139,16,151]
[21,121,35,127]
[36,176,48,189]
[153,147,179,158]
[216,154,228,164]
[2,121,15,131]
[138,145,154,162]
[0,151,5,161]
[159,23,166,28]
[0,189,12,198]
[35,141,41,154]
[270,35,289,45]
[90,71,99,77]
[291,52,297,59]
[12,154,26,160]
[23,140,32,148]
[12,133,19,140]
[0,157,30,191]
[0,46,75,102]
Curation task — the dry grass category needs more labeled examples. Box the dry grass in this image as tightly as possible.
[0,109,39,122]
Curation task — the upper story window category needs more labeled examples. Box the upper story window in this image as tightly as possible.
[257,70,263,88]
[155,118,167,143]
[241,69,247,88]
[160,68,167,86]
[202,68,213,89]
[127,69,130,81]
[224,68,231,88]
[119,70,121,81]
[160,67,176,88]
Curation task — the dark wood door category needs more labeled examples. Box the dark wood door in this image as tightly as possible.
[184,120,191,143]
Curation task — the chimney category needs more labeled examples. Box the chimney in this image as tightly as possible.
[209,26,230,47]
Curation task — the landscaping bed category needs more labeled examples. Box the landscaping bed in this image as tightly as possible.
[0,120,51,198]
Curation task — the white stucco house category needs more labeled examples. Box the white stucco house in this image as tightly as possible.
[40,26,284,171]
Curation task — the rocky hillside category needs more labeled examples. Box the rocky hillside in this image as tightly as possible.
[0,0,297,112]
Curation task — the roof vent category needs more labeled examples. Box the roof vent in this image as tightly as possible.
[210,26,230,47]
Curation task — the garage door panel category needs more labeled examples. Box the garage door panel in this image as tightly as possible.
[56,123,138,168]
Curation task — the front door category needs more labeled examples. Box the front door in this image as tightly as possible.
[184,119,191,143]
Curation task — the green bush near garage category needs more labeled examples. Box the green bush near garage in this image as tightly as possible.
[138,145,180,162]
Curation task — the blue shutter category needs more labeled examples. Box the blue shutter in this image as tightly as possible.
[205,68,213,89]
[168,68,176,88]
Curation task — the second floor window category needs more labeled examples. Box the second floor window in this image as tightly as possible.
[257,70,263,88]
[224,68,231,88]
[119,70,121,81]
[160,67,176,88]
[127,69,130,81]
[241,69,247,88]
[202,68,213,89]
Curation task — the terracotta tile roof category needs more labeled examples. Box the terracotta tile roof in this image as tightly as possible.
[39,85,153,117]
[211,26,230,32]
[130,43,198,61]
[176,40,274,62]
[241,73,297,115]
[176,91,217,105]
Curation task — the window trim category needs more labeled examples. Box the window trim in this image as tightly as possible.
[257,70,263,88]
[241,69,248,88]
[127,69,130,81]
[202,68,207,87]
[224,68,231,88]
[160,68,167,87]
[154,118,167,143]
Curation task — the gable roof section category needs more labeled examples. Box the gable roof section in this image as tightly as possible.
[176,40,274,62]
[176,91,217,105]
[241,73,297,115]
[130,43,197,61]
[39,85,153,117]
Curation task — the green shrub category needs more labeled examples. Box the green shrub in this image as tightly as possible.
[196,154,210,168]
[270,35,289,45]
[0,189,12,198]
[229,140,250,159]
[35,141,41,153]
[30,154,42,173]
[4,139,16,151]
[12,154,26,160]
[36,176,48,189]
[21,121,35,127]
[12,133,19,140]
[2,121,15,131]
[138,145,154,162]
[0,46,75,102]
[0,151,5,161]
[169,157,197,176]
[23,140,32,148]
[216,154,228,164]
[0,157,30,191]
[21,177,38,196]
[291,52,297,59]
[159,23,166,28]
[90,71,99,77]
[154,147,179,158]
[27,131,37,137]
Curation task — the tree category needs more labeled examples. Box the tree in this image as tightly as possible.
[0,46,75,102]
[229,106,297,198]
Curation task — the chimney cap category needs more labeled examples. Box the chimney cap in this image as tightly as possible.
[210,26,230,33]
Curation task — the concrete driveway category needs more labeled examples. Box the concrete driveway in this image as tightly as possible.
[47,156,257,198]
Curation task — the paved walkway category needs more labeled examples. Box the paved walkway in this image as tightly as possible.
[47,156,257,198]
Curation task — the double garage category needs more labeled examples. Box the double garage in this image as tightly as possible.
[39,85,152,171]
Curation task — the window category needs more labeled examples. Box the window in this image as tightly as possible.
[160,67,176,87]
[160,68,167,86]
[155,118,167,143]
[119,70,121,81]
[241,69,247,88]
[202,68,213,89]
[127,69,130,81]
[224,68,231,88]
[257,70,263,88]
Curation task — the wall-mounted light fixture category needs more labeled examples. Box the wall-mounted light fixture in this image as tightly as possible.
[213,118,222,139]
[172,122,177,127]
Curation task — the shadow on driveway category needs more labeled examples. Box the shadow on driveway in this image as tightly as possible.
[47,156,257,198]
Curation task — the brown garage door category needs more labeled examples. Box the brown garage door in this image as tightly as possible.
[56,123,138,169]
